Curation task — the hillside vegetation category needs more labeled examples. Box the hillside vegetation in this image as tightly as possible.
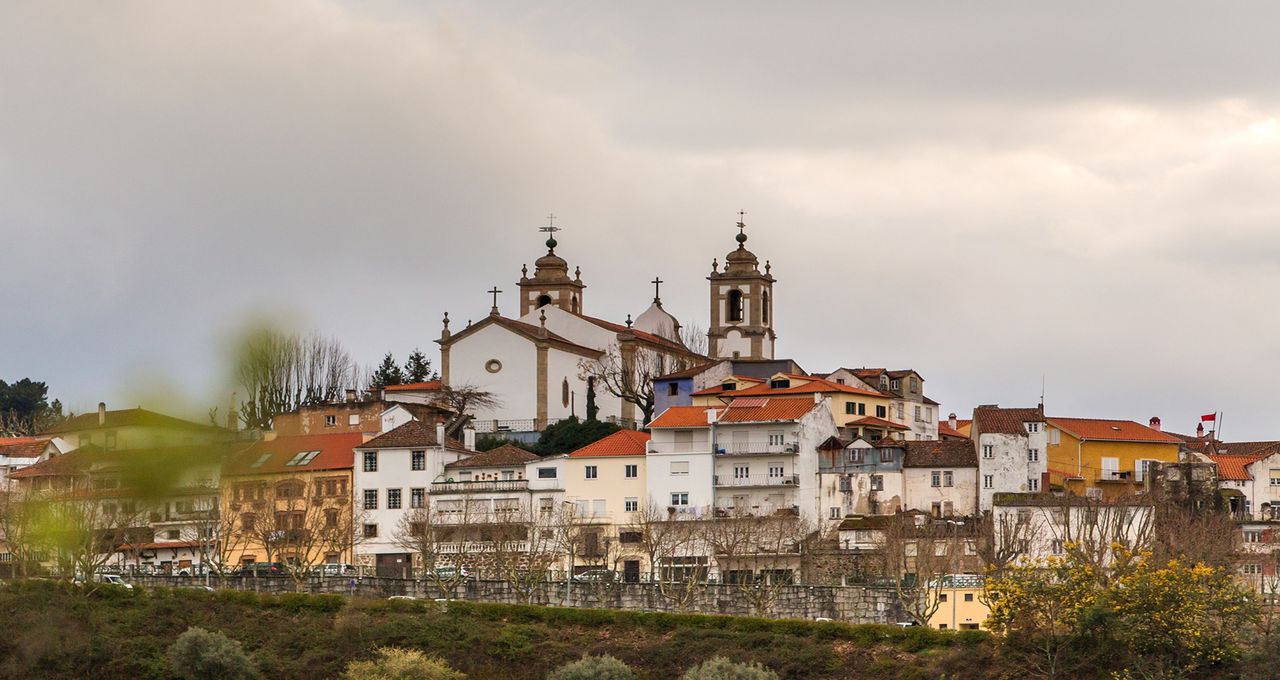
[0,581,992,680]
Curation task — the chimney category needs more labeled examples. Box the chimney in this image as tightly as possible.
[436,423,447,446]
[1148,416,1161,432]
[1196,422,1205,438]
[345,389,357,403]
[948,412,958,430]
[706,408,720,425]
[98,402,106,426]
[814,392,822,404]
[464,427,476,451]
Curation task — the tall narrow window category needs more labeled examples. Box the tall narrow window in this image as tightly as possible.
[762,291,770,323]
[727,289,743,322]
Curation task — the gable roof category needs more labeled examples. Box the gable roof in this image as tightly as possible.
[44,408,225,435]
[0,437,54,459]
[437,314,603,358]
[845,415,909,430]
[693,375,882,399]
[357,420,463,450]
[444,444,539,469]
[1048,417,1183,444]
[573,312,694,354]
[651,399,821,428]
[8,447,96,479]
[568,429,651,458]
[938,422,968,439]
[224,432,364,476]
[902,440,977,468]
[973,406,1044,436]
[383,381,444,392]
[1207,454,1266,482]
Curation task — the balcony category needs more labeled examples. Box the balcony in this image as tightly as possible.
[714,474,799,488]
[715,442,799,456]
[1097,470,1135,483]
[430,480,530,494]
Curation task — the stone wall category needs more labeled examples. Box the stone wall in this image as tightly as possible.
[130,575,905,624]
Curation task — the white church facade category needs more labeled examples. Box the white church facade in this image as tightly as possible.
[437,219,779,437]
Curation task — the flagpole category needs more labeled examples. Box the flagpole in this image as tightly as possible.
[1218,411,1224,443]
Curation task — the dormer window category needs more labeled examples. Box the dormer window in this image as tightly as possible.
[769,378,790,389]
[890,379,900,390]
[721,382,737,391]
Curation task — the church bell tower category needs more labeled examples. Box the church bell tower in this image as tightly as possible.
[518,223,586,317]
[707,215,775,360]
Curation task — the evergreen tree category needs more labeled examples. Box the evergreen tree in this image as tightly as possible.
[403,348,437,383]
[370,352,405,388]
[534,417,620,456]
[585,378,599,422]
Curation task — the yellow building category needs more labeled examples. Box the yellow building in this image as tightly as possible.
[928,574,988,631]
[562,429,651,581]
[691,373,898,440]
[1045,418,1182,499]
[219,432,366,571]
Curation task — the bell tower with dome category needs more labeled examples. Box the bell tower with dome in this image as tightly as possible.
[707,214,776,360]
[517,225,586,316]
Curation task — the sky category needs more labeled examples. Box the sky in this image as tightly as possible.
[2,1,1278,439]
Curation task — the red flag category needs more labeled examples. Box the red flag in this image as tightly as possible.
[1201,413,1217,422]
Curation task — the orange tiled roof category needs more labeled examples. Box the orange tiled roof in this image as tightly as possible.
[974,406,1044,436]
[1048,417,1183,444]
[384,381,443,392]
[693,375,882,399]
[568,429,651,458]
[650,406,720,428]
[0,437,53,459]
[938,422,968,439]
[846,415,909,430]
[650,399,821,428]
[225,432,364,476]
[1207,454,1266,482]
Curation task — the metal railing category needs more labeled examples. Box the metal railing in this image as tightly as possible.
[715,442,799,455]
[713,474,799,487]
[430,480,530,494]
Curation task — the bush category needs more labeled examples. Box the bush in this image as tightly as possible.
[342,648,466,680]
[547,655,637,680]
[680,657,779,680]
[166,626,258,680]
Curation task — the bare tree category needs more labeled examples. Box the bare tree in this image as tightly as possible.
[234,327,361,430]
[487,503,562,604]
[394,505,479,599]
[0,491,43,577]
[436,384,500,438]
[1043,497,1152,587]
[679,322,708,357]
[230,476,363,588]
[878,513,968,625]
[976,509,1041,578]
[630,502,710,611]
[706,510,812,615]
[578,345,700,426]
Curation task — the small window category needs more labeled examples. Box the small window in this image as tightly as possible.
[667,383,679,396]
[363,451,378,472]
[410,488,425,509]
[880,449,893,463]
[349,414,360,426]
[1028,477,1040,492]
[964,593,974,602]
[939,593,948,602]
[325,415,336,428]
[670,461,689,476]
[165,529,180,540]
[585,465,598,480]
[983,475,993,490]
[624,464,638,479]
[537,467,557,479]
[982,445,994,459]
[670,492,689,506]
[1028,449,1040,462]
[362,523,378,538]
[931,471,942,487]
[387,489,401,509]
[625,498,638,512]
[870,475,883,491]
[363,489,378,510]
[411,451,425,471]
[829,506,841,519]
[1027,422,1041,433]
[944,471,953,487]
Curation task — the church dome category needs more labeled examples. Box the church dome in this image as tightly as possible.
[723,224,760,273]
[633,301,684,344]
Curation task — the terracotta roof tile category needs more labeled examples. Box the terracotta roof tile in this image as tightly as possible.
[973,406,1044,436]
[902,440,977,468]
[568,429,651,458]
[0,437,54,459]
[357,420,463,450]
[445,444,539,469]
[938,422,968,439]
[384,381,443,392]
[1048,417,1183,444]
[694,375,882,399]
[225,432,364,476]
[845,415,909,430]
[649,398,822,428]
[1206,454,1265,482]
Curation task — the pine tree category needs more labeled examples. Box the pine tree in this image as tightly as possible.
[370,352,405,388]
[403,348,437,383]
[585,377,599,422]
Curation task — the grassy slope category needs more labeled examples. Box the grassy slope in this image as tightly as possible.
[0,581,995,680]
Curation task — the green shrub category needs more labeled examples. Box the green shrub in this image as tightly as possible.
[342,648,466,680]
[166,626,258,680]
[680,656,778,680]
[547,655,637,680]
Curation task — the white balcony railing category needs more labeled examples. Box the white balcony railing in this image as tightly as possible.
[716,442,799,455]
[714,474,799,488]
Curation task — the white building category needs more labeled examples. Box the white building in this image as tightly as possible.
[901,440,979,517]
[992,494,1152,564]
[352,420,471,576]
[972,406,1047,511]
[818,439,906,518]
[647,397,838,525]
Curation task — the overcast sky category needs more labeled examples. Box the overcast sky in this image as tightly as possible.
[3,1,1278,439]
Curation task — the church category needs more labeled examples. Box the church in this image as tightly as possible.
[436,217,779,438]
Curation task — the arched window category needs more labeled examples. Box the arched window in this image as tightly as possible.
[536,294,552,308]
[571,295,580,314]
[727,289,743,322]
[762,290,770,324]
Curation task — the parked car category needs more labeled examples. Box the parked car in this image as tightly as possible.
[572,569,616,583]
[232,562,287,577]
[313,563,358,577]
[75,573,134,589]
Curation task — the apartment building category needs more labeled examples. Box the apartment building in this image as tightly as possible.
[972,405,1047,511]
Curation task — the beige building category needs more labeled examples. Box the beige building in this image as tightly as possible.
[563,429,651,581]
[928,574,988,631]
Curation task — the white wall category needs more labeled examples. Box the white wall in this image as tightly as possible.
[448,324,538,421]
[903,467,978,516]
[978,427,1047,511]
[353,445,468,558]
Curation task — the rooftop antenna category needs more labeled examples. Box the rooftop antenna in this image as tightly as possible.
[1040,374,1046,410]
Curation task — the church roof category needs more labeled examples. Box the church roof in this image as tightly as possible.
[632,301,684,345]
[436,314,603,358]
[574,312,693,354]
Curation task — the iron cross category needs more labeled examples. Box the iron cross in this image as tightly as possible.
[488,286,503,308]
[651,276,664,302]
